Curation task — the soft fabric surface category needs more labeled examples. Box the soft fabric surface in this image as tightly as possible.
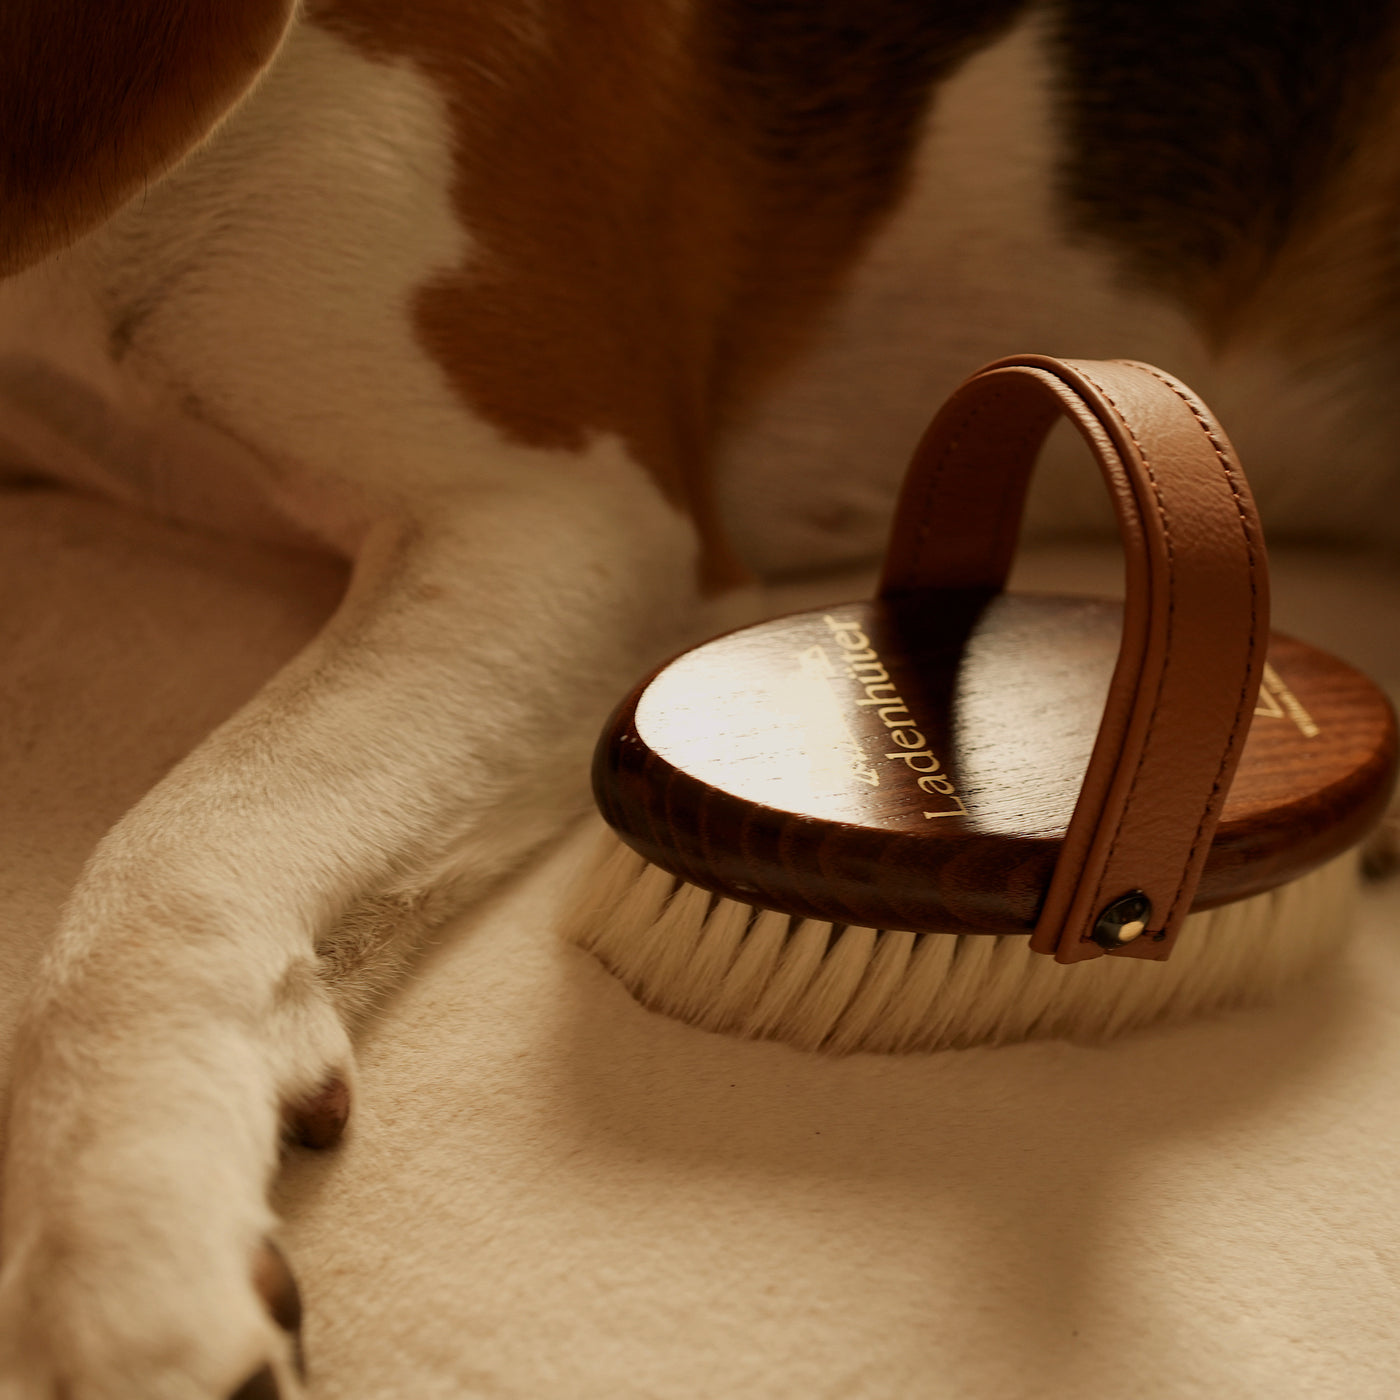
[1,486,1397,1399]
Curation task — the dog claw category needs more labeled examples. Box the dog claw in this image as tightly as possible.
[282,1073,350,1149]
[228,1363,281,1400]
[252,1239,305,1378]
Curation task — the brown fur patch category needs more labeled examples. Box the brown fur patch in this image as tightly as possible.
[1229,54,1400,366]
[311,1,1019,584]
[0,1,295,274]
[1053,0,1400,343]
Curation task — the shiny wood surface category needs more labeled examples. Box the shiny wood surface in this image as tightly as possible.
[594,593,1397,936]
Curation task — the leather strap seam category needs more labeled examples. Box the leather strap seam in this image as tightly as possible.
[1071,364,1178,928]
[1135,366,1264,927]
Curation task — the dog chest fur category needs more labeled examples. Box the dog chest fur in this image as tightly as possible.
[4,4,1398,567]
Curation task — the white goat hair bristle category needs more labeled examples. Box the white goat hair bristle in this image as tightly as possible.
[561,831,1360,1053]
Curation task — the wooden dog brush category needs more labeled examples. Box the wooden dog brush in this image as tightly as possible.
[563,357,1397,1053]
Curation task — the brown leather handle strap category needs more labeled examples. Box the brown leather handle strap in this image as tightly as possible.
[879,355,1270,963]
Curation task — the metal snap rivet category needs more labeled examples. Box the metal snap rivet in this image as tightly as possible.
[1090,891,1153,949]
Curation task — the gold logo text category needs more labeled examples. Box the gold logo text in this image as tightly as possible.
[823,615,968,818]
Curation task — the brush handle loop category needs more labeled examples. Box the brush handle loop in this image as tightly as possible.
[879,356,1270,962]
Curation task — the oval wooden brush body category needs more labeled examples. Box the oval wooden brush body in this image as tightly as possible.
[597,593,1395,938]
[566,356,1398,1052]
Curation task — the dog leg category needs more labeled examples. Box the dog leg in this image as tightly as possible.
[0,466,698,1399]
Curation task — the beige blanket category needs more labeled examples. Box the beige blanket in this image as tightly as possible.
[3,487,1398,1399]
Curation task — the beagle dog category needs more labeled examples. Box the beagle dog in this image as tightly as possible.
[1,2,1397,1396]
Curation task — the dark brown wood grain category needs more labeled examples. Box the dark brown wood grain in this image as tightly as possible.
[594,593,1397,937]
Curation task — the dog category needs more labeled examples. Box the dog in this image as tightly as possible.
[1,2,1398,1396]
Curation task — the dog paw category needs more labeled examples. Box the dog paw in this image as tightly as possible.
[0,1231,308,1400]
